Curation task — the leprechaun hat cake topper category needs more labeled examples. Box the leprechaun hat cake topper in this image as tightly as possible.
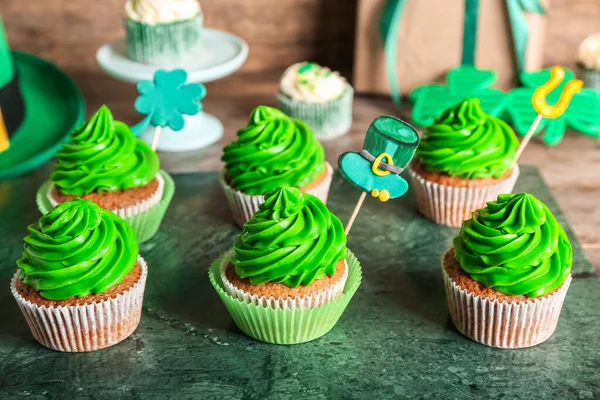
[339,115,419,233]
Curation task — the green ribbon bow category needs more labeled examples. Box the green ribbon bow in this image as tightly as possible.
[379,0,546,106]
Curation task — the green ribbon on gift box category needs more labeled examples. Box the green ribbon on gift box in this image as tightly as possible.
[379,0,546,106]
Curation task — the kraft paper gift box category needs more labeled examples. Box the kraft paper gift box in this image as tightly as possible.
[353,0,548,96]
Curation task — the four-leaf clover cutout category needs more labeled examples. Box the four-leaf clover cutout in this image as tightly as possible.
[410,66,508,126]
[135,69,206,131]
[505,68,600,145]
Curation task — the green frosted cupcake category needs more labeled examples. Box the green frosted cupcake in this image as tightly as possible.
[124,0,203,66]
[408,98,520,227]
[442,193,573,348]
[209,187,362,344]
[277,62,353,140]
[11,199,148,352]
[220,105,333,226]
[36,105,174,243]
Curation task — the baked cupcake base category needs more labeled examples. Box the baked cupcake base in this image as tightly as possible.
[11,256,148,352]
[220,162,334,227]
[209,249,362,345]
[222,259,348,310]
[47,173,165,217]
[409,162,520,228]
[442,249,571,349]
[37,170,175,243]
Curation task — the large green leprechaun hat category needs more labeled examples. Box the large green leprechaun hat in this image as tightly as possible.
[338,116,419,201]
[0,18,84,179]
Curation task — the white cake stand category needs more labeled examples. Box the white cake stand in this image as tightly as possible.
[96,29,248,152]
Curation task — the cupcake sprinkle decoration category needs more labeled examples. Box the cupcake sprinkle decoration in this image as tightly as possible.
[222,106,326,195]
[454,193,572,298]
[17,199,139,300]
[416,97,518,180]
[51,105,159,196]
[280,62,347,103]
[232,186,346,287]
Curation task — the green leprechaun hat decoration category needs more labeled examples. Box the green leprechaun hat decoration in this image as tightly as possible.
[0,18,84,179]
[338,116,419,234]
[0,19,24,153]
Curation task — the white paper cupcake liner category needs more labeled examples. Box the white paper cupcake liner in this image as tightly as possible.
[220,252,348,310]
[277,85,354,140]
[220,162,333,227]
[409,165,520,228]
[11,256,148,352]
[48,173,165,218]
[441,253,571,349]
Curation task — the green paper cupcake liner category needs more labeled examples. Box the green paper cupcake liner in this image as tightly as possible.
[124,15,203,67]
[277,85,354,140]
[209,250,362,344]
[578,64,600,91]
[36,170,174,243]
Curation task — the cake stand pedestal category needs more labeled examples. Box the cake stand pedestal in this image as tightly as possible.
[96,29,248,152]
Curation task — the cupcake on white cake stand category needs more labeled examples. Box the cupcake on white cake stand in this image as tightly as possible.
[97,29,248,152]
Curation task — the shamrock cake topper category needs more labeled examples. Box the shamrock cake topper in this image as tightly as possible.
[512,66,583,164]
[134,69,206,150]
[338,115,419,234]
[505,67,600,146]
[410,66,507,126]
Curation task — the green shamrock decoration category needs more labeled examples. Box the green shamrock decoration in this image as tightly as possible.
[409,66,508,126]
[504,67,600,145]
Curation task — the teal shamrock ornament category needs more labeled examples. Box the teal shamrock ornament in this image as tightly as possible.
[135,69,206,131]
[409,66,508,126]
[504,67,600,145]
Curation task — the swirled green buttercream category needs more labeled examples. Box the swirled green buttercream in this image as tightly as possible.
[454,193,572,297]
[416,98,518,179]
[16,199,139,300]
[51,105,160,196]
[232,186,346,287]
[222,106,325,195]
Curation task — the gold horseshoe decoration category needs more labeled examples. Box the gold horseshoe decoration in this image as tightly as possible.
[372,153,394,177]
[532,66,583,119]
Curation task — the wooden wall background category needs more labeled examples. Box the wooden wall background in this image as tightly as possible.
[1,0,600,101]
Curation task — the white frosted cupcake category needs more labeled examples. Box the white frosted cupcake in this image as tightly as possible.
[578,33,600,90]
[277,62,353,140]
[124,0,203,66]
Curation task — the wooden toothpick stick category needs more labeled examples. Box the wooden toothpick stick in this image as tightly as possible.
[151,126,162,151]
[345,191,367,236]
[512,114,542,165]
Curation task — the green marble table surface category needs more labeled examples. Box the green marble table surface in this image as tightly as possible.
[0,166,598,399]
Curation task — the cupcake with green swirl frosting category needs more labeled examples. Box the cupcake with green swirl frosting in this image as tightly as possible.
[442,193,573,348]
[11,199,148,352]
[37,105,175,243]
[409,98,520,227]
[277,62,354,140]
[220,105,333,226]
[209,187,363,344]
